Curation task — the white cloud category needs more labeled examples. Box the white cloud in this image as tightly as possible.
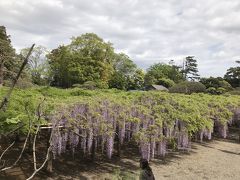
[0,0,240,77]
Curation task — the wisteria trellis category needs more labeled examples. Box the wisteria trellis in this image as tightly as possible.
[49,92,238,161]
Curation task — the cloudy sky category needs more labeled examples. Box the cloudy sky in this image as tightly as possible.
[1,0,240,77]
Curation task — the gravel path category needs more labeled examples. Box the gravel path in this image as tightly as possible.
[152,140,240,180]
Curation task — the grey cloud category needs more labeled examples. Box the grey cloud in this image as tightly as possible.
[0,0,240,77]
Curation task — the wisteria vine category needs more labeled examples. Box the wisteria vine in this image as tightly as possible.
[49,92,240,161]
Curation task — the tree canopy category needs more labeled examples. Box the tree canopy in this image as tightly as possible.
[224,61,240,88]
[48,33,115,88]
[144,62,184,87]
[0,26,16,86]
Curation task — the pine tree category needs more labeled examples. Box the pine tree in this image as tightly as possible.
[182,56,200,81]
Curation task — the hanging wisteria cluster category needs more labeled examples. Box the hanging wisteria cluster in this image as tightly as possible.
[49,92,239,161]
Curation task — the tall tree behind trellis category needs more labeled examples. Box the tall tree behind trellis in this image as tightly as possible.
[0,26,16,87]
[182,56,200,81]
[224,60,240,88]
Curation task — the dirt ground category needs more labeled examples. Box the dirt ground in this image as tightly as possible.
[1,138,240,180]
[151,139,240,180]
[40,138,240,180]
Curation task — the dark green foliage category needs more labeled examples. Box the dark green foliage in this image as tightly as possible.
[206,87,217,94]
[109,53,142,90]
[109,72,128,90]
[0,26,18,86]
[169,81,206,94]
[224,61,240,88]
[206,87,227,95]
[200,77,232,91]
[47,45,72,87]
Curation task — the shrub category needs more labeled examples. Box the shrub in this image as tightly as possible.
[200,77,233,91]
[219,80,233,91]
[206,87,217,94]
[169,81,206,94]
[4,79,34,89]
[207,87,227,95]
[73,81,108,90]
[216,87,226,94]
[157,78,175,88]
[73,81,97,90]
[70,88,93,96]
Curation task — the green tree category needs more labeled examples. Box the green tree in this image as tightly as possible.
[144,63,183,87]
[47,45,72,87]
[127,69,145,90]
[70,33,114,83]
[0,26,16,86]
[109,72,127,90]
[182,56,200,81]
[112,53,137,75]
[224,61,240,88]
[48,33,115,88]
[109,53,138,90]
[200,77,232,90]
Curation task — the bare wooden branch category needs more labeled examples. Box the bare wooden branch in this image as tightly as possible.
[0,128,31,171]
[0,44,35,111]
[0,141,15,162]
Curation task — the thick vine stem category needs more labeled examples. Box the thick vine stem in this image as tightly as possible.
[33,124,40,171]
[26,127,53,180]
[32,98,46,171]
[0,128,31,171]
[0,141,15,162]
